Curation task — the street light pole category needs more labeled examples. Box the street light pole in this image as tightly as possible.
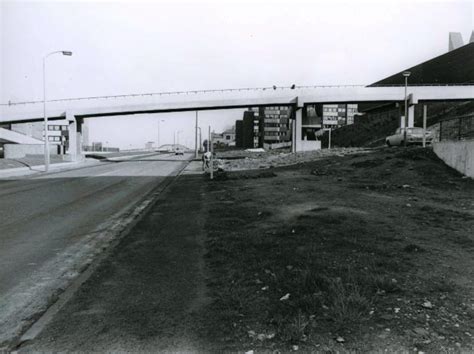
[43,50,72,172]
[198,127,202,152]
[402,71,411,147]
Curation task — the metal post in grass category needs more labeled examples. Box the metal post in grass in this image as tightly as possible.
[195,111,199,159]
[402,71,411,147]
[422,105,427,148]
[208,126,213,180]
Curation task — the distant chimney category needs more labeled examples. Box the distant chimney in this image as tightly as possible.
[449,32,464,51]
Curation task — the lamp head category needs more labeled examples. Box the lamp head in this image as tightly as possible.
[62,51,73,56]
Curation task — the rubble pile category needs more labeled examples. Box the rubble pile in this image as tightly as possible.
[217,147,370,171]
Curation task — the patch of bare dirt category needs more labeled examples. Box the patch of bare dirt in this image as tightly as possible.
[200,146,474,352]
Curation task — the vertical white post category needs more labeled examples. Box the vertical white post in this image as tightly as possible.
[195,111,199,159]
[291,119,296,153]
[295,109,302,152]
[408,105,415,128]
[67,114,77,162]
[400,116,406,128]
[208,126,213,180]
[422,105,427,148]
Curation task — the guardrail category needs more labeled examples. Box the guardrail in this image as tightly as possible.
[439,114,474,141]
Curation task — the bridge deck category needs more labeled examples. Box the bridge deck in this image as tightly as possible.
[1,85,473,123]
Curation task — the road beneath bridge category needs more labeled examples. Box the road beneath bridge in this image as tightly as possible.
[0,152,191,347]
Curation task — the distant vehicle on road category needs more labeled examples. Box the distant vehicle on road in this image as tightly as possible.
[174,148,184,155]
[386,127,433,146]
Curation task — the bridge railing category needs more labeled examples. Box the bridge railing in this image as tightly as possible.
[3,83,470,107]
[439,114,474,141]
[369,83,474,87]
[0,84,370,106]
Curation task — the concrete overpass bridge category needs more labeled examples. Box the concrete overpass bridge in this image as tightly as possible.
[1,84,473,158]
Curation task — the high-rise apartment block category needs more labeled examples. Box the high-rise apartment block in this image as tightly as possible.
[235,106,292,149]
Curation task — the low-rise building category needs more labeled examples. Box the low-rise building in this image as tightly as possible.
[212,127,236,147]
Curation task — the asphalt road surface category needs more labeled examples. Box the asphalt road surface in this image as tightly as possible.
[0,152,190,347]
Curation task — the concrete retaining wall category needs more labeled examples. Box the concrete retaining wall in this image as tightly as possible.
[4,144,58,159]
[299,140,322,152]
[433,140,474,178]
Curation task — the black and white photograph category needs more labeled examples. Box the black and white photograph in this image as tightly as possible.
[0,0,473,351]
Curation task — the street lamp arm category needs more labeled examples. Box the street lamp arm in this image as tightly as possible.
[44,51,63,59]
[44,50,73,60]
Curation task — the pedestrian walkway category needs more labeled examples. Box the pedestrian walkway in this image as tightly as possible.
[0,152,168,178]
[0,155,66,170]
[181,159,204,175]
[0,158,102,178]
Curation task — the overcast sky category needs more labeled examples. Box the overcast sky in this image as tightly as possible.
[1,0,472,148]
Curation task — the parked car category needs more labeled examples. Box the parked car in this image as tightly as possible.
[174,148,184,155]
[386,127,434,146]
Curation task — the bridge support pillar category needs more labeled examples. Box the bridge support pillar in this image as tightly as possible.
[66,112,83,162]
[408,105,415,128]
[294,108,303,152]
